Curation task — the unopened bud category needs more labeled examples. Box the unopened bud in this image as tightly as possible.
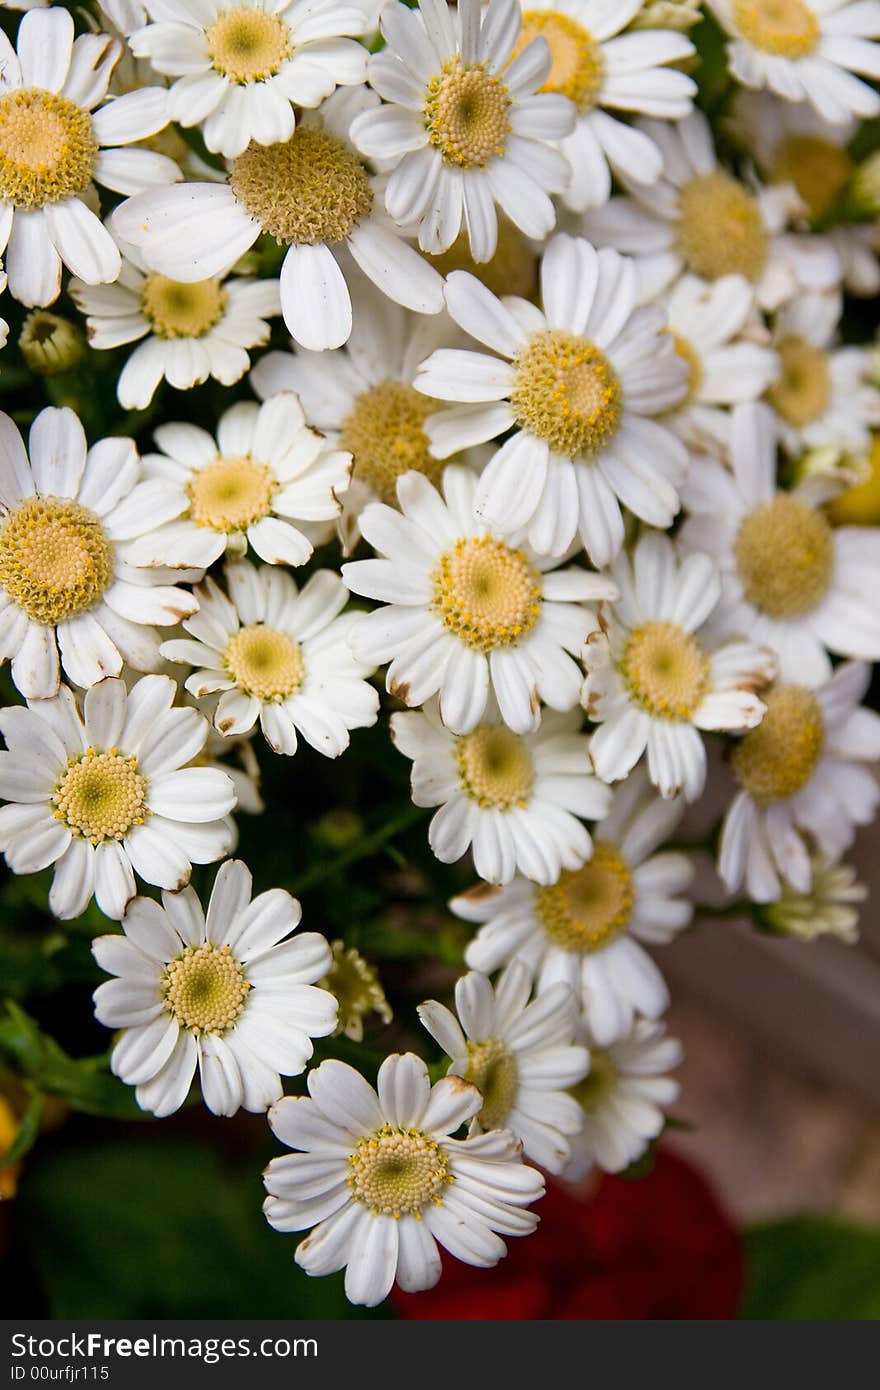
[20,312,85,376]
[631,0,702,31]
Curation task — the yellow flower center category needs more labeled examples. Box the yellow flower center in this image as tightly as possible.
[571,1049,616,1112]
[770,134,853,221]
[320,941,392,1042]
[463,1038,519,1130]
[826,433,880,527]
[621,621,710,720]
[730,684,824,804]
[52,748,147,846]
[0,88,97,211]
[432,536,542,653]
[0,496,113,625]
[732,0,820,58]
[510,329,623,457]
[229,128,373,245]
[734,494,833,619]
[162,943,251,1035]
[515,11,604,113]
[205,7,291,83]
[668,331,704,407]
[425,219,538,299]
[424,59,511,169]
[187,456,275,532]
[339,380,445,503]
[141,274,228,340]
[765,335,831,428]
[535,842,635,952]
[456,724,534,810]
[675,172,769,283]
[348,1125,452,1218]
[223,623,303,701]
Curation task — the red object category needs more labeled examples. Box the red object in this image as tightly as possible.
[392,1149,743,1320]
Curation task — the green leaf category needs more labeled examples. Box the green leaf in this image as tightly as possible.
[0,1088,44,1167]
[0,1001,144,1120]
[743,1218,880,1319]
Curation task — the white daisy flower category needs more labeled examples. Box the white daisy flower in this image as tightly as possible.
[123,394,351,572]
[161,558,379,757]
[505,0,697,212]
[707,0,880,125]
[680,402,880,683]
[112,88,444,352]
[129,0,369,159]
[725,89,880,297]
[341,464,617,736]
[414,235,689,565]
[582,531,777,802]
[457,768,694,1045]
[0,406,203,701]
[718,660,880,903]
[0,7,178,307]
[759,853,866,942]
[251,273,460,551]
[563,1018,682,1178]
[349,0,575,262]
[661,273,780,453]
[582,109,841,312]
[69,240,281,410]
[92,858,336,1118]
[766,290,880,460]
[263,1052,545,1306]
[0,674,237,921]
[391,700,612,885]
[418,962,589,1173]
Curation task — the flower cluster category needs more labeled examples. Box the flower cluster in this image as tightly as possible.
[0,0,878,1312]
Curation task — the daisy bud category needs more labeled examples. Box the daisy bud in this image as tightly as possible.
[19,312,85,376]
[758,857,866,943]
[320,942,392,1043]
[850,151,880,218]
[631,1,703,31]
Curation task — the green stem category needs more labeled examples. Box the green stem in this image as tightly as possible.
[289,803,430,897]
[693,900,753,921]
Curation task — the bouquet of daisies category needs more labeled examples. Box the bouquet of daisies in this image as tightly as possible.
[0,0,878,1312]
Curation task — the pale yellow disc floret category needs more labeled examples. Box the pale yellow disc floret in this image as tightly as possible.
[188,456,275,532]
[52,748,147,846]
[425,219,538,299]
[734,494,833,619]
[621,621,710,721]
[515,11,604,113]
[223,623,304,701]
[348,1125,453,1218]
[731,684,824,804]
[456,725,534,810]
[732,0,820,58]
[162,943,251,1035]
[340,381,445,503]
[510,329,623,457]
[770,134,853,221]
[0,497,113,625]
[320,940,392,1042]
[463,1038,519,1130]
[229,128,373,245]
[432,536,542,653]
[424,59,511,169]
[675,172,769,283]
[668,331,704,407]
[206,7,291,83]
[141,274,228,340]
[0,88,98,211]
[535,842,635,952]
[765,336,831,428]
[570,1049,616,1112]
